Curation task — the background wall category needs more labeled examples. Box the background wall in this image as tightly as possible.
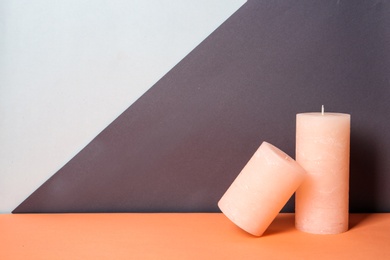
[3,0,390,214]
[0,0,246,213]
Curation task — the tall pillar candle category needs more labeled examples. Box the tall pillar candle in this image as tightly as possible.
[218,142,306,236]
[295,108,350,234]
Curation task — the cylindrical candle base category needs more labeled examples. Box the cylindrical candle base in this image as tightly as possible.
[218,142,306,236]
[295,112,350,234]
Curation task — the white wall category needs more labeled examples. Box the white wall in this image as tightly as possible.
[0,0,246,213]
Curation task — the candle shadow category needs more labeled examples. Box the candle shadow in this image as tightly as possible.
[262,214,295,237]
[226,214,296,238]
[348,129,379,229]
[348,213,376,230]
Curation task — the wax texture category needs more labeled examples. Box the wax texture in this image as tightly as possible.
[218,142,306,236]
[295,112,350,234]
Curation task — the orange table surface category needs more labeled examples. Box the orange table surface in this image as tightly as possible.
[1,213,389,259]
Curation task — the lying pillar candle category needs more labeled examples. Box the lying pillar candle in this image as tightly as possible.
[218,142,306,236]
[295,106,350,234]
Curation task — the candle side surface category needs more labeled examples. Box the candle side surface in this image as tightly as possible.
[219,141,306,236]
[295,112,350,234]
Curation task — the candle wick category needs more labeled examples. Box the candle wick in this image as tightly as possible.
[321,105,324,115]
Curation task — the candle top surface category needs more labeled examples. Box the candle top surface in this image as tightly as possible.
[297,112,350,118]
[261,142,306,174]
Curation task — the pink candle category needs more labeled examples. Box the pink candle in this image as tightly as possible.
[295,107,350,234]
[218,142,306,236]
